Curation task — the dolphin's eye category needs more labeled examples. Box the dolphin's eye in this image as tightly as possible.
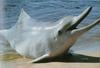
[58,30,62,35]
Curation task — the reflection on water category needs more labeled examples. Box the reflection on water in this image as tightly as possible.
[0,53,22,61]
[0,53,32,68]
[0,61,15,68]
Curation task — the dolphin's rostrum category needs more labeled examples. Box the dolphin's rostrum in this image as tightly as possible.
[0,6,100,63]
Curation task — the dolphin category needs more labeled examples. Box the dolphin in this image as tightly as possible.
[0,6,100,63]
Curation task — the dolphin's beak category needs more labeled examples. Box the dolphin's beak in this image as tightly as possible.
[71,19,100,36]
[68,6,92,30]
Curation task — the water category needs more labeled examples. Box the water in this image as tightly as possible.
[3,0,100,28]
[3,0,100,38]
[0,0,5,29]
[0,0,100,66]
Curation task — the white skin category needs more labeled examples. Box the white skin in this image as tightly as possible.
[0,7,100,63]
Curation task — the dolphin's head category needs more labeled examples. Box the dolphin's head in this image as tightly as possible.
[56,6,92,33]
[54,7,100,47]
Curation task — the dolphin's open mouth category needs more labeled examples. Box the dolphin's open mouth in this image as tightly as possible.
[68,7,92,30]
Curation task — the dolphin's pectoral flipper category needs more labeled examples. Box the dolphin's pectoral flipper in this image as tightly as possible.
[29,53,50,63]
[71,19,100,36]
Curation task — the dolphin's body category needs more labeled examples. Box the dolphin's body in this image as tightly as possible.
[0,7,100,62]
